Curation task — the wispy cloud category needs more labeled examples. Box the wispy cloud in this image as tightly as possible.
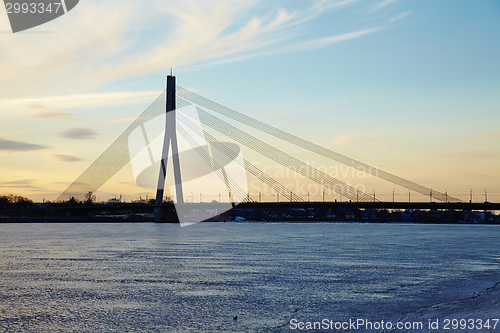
[333,134,357,145]
[433,148,496,160]
[0,179,41,189]
[0,138,50,152]
[51,154,83,162]
[102,117,143,123]
[196,27,380,69]
[370,0,399,12]
[2,91,162,117]
[31,110,74,120]
[60,128,98,140]
[362,95,387,100]
[323,97,349,104]
[285,28,380,51]
[390,11,411,22]
[465,131,500,141]
[0,0,373,99]
[323,100,337,105]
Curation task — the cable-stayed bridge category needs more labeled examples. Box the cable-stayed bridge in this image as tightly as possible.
[57,76,496,223]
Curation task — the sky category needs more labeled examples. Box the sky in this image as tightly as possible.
[0,0,499,203]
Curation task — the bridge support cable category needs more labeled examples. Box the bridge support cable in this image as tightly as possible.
[176,121,252,203]
[180,106,375,202]
[177,87,462,203]
[57,90,167,202]
[177,111,304,202]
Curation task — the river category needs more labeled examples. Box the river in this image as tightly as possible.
[0,223,499,332]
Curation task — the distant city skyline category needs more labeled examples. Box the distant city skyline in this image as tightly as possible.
[0,0,499,202]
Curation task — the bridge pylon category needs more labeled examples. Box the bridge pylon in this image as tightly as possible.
[155,75,184,222]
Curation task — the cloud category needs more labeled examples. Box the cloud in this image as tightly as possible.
[0,179,41,189]
[465,131,500,141]
[370,0,399,12]
[196,27,380,69]
[2,91,162,117]
[362,95,386,100]
[31,110,74,120]
[323,97,350,104]
[333,134,357,145]
[60,128,98,140]
[0,0,373,99]
[0,138,50,152]
[433,148,497,160]
[284,28,380,51]
[103,117,143,123]
[51,154,83,162]
[390,11,412,22]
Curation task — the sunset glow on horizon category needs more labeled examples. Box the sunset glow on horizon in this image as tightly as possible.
[1,0,499,203]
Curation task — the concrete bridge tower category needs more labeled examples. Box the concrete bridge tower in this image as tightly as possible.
[155,74,184,221]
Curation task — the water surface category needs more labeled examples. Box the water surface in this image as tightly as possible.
[0,223,499,332]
